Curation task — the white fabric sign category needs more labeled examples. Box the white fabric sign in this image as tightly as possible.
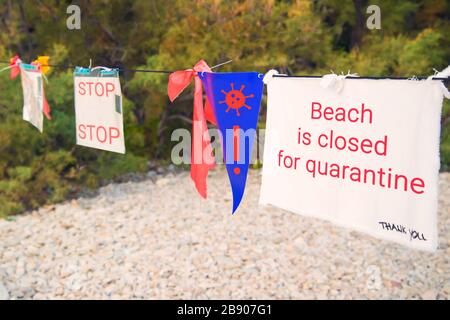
[74,69,125,154]
[260,75,447,251]
[21,65,44,132]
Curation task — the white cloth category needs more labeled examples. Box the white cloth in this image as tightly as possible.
[20,65,44,132]
[74,71,125,154]
[260,73,447,251]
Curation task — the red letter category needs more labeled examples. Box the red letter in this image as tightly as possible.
[106,82,115,97]
[311,102,322,119]
[360,139,373,154]
[306,159,316,178]
[95,82,105,97]
[78,82,86,95]
[323,107,334,120]
[334,135,347,150]
[375,135,388,156]
[361,103,373,124]
[78,124,86,139]
[109,127,120,144]
[348,108,359,122]
[302,132,311,145]
[96,126,107,143]
[86,82,94,95]
[410,178,425,194]
[394,174,408,191]
[348,137,359,152]
[318,134,328,148]
[278,150,284,167]
[87,125,95,141]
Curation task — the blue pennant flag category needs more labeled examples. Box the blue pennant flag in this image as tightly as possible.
[200,72,264,214]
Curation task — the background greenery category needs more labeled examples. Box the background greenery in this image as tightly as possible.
[0,0,449,217]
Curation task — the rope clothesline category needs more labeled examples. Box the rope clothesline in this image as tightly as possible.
[0,59,234,74]
[274,75,450,81]
[1,60,449,81]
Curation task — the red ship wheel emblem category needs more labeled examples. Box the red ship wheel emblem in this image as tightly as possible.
[220,83,254,116]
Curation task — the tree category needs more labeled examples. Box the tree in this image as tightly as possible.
[0,0,449,216]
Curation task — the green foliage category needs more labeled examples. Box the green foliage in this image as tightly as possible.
[95,153,148,180]
[0,0,449,217]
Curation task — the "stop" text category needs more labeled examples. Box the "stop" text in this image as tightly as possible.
[78,81,115,97]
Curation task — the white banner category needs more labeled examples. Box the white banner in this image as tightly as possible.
[74,68,125,154]
[260,76,446,251]
[21,65,44,132]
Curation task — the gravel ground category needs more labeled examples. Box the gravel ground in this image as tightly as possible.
[0,169,449,300]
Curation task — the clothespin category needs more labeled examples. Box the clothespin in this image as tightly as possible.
[32,56,51,75]
[321,70,359,93]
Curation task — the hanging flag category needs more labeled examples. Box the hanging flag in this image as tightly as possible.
[74,67,125,154]
[167,60,216,199]
[19,63,46,132]
[260,70,449,251]
[6,55,51,130]
[200,72,264,213]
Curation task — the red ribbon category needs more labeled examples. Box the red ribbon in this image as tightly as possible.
[9,55,21,80]
[31,60,52,120]
[168,60,216,198]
